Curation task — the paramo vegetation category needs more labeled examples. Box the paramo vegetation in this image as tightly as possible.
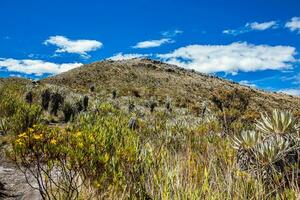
[0,73,300,199]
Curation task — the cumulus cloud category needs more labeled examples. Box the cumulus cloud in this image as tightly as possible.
[44,36,103,58]
[248,21,278,30]
[285,17,300,33]
[0,58,82,76]
[108,53,149,61]
[157,42,296,74]
[133,38,174,49]
[278,88,300,96]
[223,21,278,35]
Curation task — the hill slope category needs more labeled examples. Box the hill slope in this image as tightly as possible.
[42,58,300,111]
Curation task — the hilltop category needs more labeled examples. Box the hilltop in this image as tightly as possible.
[42,58,300,111]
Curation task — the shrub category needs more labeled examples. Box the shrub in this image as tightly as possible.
[211,88,249,136]
[0,88,42,135]
[10,107,145,199]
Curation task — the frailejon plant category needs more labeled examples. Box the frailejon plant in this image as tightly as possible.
[165,96,172,112]
[148,97,157,113]
[25,91,33,105]
[233,109,300,190]
[50,92,64,116]
[41,89,51,110]
[83,95,89,111]
[62,101,76,122]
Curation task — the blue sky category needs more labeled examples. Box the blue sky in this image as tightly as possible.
[1,0,300,95]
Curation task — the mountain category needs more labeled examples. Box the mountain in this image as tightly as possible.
[42,58,300,111]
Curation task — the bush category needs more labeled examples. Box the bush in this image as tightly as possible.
[10,106,144,199]
[210,88,249,136]
[0,88,42,135]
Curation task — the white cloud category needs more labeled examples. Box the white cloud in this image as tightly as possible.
[133,38,174,49]
[0,58,82,76]
[239,80,257,88]
[161,29,183,37]
[44,36,103,57]
[278,88,300,96]
[223,21,278,35]
[108,53,149,61]
[285,17,300,33]
[247,21,277,30]
[9,74,22,78]
[157,42,296,74]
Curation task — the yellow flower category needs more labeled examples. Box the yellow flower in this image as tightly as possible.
[88,135,95,142]
[103,153,110,162]
[18,132,28,138]
[50,139,57,145]
[15,138,24,145]
[28,128,34,132]
[76,132,82,137]
[33,134,43,140]
[78,142,84,148]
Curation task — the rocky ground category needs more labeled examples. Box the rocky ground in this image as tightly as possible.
[0,157,41,200]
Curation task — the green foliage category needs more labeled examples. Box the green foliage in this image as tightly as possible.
[211,88,250,135]
[0,87,42,135]
[256,109,299,135]
[233,110,300,190]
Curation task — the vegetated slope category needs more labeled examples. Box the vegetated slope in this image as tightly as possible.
[42,58,300,111]
[0,77,30,86]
